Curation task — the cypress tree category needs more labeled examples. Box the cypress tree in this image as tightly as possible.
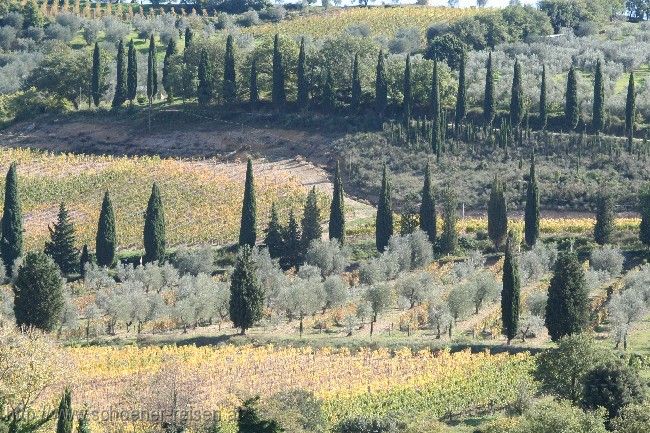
[111,40,126,108]
[419,161,436,244]
[539,64,547,130]
[1,163,22,276]
[375,164,394,252]
[403,54,412,125]
[282,209,300,269]
[249,58,259,106]
[96,191,116,268]
[501,233,520,345]
[524,153,540,247]
[329,161,346,244]
[301,187,322,252]
[237,397,282,433]
[223,34,237,104]
[322,69,335,112]
[147,35,157,103]
[431,60,441,155]
[545,251,589,342]
[351,53,361,112]
[454,51,466,132]
[271,34,286,107]
[126,39,137,105]
[13,251,64,332]
[77,412,91,433]
[440,185,458,254]
[143,183,166,264]
[483,52,495,126]
[640,185,650,248]
[592,58,604,134]
[510,59,523,128]
[56,389,73,433]
[44,202,79,276]
[565,65,579,131]
[229,245,264,335]
[79,244,90,277]
[297,37,308,109]
[197,49,212,106]
[594,192,615,245]
[487,176,508,250]
[264,202,284,259]
[162,39,177,98]
[184,27,193,58]
[625,72,636,139]
[375,49,387,114]
[91,42,102,107]
[239,159,257,248]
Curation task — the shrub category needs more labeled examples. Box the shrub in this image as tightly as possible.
[582,363,645,419]
[103,18,130,43]
[388,27,421,54]
[82,20,102,45]
[336,416,401,433]
[237,11,260,28]
[55,13,81,33]
[610,403,650,433]
[0,88,71,121]
[0,26,17,51]
[24,25,44,42]
[44,24,73,43]
[172,245,214,276]
[510,400,607,433]
[1,12,23,30]
[590,245,624,277]
[305,239,349,278]
[260,5,286,23]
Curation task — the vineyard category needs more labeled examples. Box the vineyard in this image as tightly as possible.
[61,344,535,432]
[243,6,484,39]
[0,148,310,251]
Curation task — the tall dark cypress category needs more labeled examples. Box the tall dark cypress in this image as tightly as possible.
[44,202,79,276]
[249,58,259,106]
[223,34,237,104]
[510,59,523,128]
[487,176,508,250]
[56,389,73,433]
[440,185,458,255]
[91,42,102,107]
[545,251,589,342]
[239,159,257,248]
[592,58,604,134]
[375,49,387,115]
[483,52,495,126]
[301,187,322,252]
[501,233,520,345]
[162,39,177,98]
[264,202,284,259]
[184,27,193,58]
[271,34,286,107]
[565,65,579,131]
[297,37,308,109]
[594,192,614,245]
[625,72,636,139]
[351,53,361,112]
[431,60,441,155]
[329,161,345,244]
[96,191,116,268]
[79,245,90,277]
[322,69,335,111]
[524,153,540,247]
[197,49,212,106]
[640,185,650,248]
[539,64,547,130]
[1,163,22,276]
[126,39,137,104]
[143,183,166,264]
[229,245,263,335]
[147,35,157,103]
[111,40,126,108]
[282,209,300,269]
[419,161,436,243]
[403,54,412,125]
[375,164,393,252]
[454,51,466,131]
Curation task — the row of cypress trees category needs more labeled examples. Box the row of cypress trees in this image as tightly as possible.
[98,31,639,144]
